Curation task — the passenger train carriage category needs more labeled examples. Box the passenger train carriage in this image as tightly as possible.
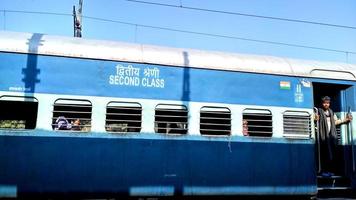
[0,31,355,198]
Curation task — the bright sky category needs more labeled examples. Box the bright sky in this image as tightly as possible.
[1,0,356,63]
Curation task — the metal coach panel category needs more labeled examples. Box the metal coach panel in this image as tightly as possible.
[0,31,355,80]
[0,52,313,108]
[0,133,316,196]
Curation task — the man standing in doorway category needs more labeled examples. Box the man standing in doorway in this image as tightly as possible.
[315,96,352,177]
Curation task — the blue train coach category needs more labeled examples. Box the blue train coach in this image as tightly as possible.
[0,31,355,198]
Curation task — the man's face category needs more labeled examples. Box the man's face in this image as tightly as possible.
[322,100,330,110]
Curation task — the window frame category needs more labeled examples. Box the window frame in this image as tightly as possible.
[200,106,231,136]
[52,98,92,132]
[105,101,142,133]
[283,110,311,139]
[0,95,39,131]
[242,108,273,137]
[154,104,189,135]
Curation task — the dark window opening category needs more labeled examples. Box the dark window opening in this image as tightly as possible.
[106,102,142,133]
[52,99,92,132]
[200,106,231,136]
[283,111,311,138]
[336,125,342,145]
[243,109,272,137]
[0,96,38,130]
[155,104,188,134]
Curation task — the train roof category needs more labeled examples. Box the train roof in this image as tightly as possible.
[0,31,355,81]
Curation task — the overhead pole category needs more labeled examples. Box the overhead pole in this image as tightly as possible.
[73,0,83,37]
[72,6,76,36]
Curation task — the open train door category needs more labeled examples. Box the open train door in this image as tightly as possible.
[313,82,354,192]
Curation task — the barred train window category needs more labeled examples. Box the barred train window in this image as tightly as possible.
[52,99,92,132]
[243,109,273,137]
[0,96,38,130]
[283,111,311,138]
[200,106,231,136]
[155,104,188,134]
[336,125,342,145]
[106,102,142,133]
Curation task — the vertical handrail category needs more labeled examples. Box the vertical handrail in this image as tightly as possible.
[314,107,322,173]
[348,107,355,173]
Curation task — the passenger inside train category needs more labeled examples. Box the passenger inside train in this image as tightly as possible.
[71,119,81,131]
[315,96,352,177]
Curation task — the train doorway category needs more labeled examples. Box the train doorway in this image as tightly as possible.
[313,82,354,190]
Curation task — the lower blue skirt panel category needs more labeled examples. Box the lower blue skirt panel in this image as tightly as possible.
[0,134,317,196]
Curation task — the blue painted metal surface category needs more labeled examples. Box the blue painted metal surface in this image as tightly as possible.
[0,52,315,108]
[1,50,356,196]
[0,132,317,196]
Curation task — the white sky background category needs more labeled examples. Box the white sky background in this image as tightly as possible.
[0,0,356,63]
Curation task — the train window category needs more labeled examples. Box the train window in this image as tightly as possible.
[283,111,311,138]
[243,109,272,137]
[0,96,38,130]
[52,99,92,132]
[200,106,231,136]
[106,102,142,133]
[155,104,188,134]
